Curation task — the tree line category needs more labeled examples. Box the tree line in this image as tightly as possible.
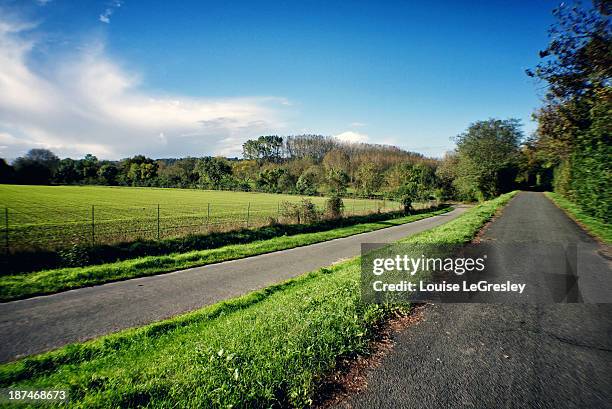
[523,0,610,223]
[4,3,602,210]
[0,123,526,204]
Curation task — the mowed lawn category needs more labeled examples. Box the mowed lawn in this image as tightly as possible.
[0,185,397,251]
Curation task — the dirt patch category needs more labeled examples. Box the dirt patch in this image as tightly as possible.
[314,304,427,408]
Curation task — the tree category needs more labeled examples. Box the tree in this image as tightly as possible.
[326,168,349,195]
[242,136,284,163]
[97,163,119,185]
[526,1,611,102]
[386,163,437,201]
[13,149,59,185]
[158,158,199,188]
[0,159,14,183]
[296,167,319,195]
[79,154,100,181]
[452,119,522,199]
[256,167,289,193]
[356,163,383,196]
[121,155,158,186]
[322,149,350,173]
[231,160,260,184]
[527,1,611,221]
[55,158,80,184]
[195,157,233,189]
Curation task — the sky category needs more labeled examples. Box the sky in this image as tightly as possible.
[0,0,560,160]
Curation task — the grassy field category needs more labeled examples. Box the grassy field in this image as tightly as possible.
[0,185,399,251]
[0,192,517,408]
[0,207,451,301]
[545,192,611,244]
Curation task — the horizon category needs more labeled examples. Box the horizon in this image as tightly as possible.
[0,0,558,161]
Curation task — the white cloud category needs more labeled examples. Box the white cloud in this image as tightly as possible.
[36,0,53,5]
[99,1,123,24]
[335,131,369,143]
[0,17,288,160]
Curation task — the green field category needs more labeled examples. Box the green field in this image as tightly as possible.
[0,185,399,252]
[0,207,451,301]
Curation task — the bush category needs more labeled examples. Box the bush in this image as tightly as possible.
[300,199,319,224]
[280,201,301,223]
[400,194,413,214]
[325,195,344,219]
[296,171,318,195]
[280,199,319,224]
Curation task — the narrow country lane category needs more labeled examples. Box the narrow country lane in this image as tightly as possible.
[336,192,612,409]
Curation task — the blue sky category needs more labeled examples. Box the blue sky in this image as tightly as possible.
[0,0,558,159]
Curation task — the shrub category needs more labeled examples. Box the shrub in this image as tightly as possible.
[325,195,344,219]
[300,199,319,224]
[400,194,413,214]
[280,201,301,223]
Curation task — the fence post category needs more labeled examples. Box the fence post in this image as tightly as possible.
[352,199,355,216]
[4,207,8,255]
[157,204,160,240]
[206,203,210,229]
[277,202,280,219]
[246,202,250,228]
[91,205,95,246]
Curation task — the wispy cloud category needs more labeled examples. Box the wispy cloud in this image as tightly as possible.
[349,122,366,128]
[36,0,53,6]
[99,0,123,24]
[0,16,289,160]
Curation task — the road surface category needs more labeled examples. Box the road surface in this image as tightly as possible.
[0,206,468,362]
[336,192,612,409]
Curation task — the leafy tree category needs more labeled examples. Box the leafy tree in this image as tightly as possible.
[121,155,158,186]
[13,149,59,185]
[385,162,437,201]
[97,163,119,185]
[453,119,522,199]
[0,159,14,183]
[356,163,383,196]
[527,1,611,221]
[322,149,350,173]
[296,167,320,195]
[526,1,611,101]
[256,167,289,193]
[55,158,80,184]
[158,158,199,188]
[196,157,233,189]
[231,160,260,185]
[79,154,99,181]
[242,136,284,163]
[326,168,349,195]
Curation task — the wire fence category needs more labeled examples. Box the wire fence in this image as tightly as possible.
[0,197,413,254]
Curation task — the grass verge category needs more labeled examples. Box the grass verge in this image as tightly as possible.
[545,192,611,244]
[0,208,451,302]
[0,192,516,408]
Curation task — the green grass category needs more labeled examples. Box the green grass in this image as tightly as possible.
[0,184,397,251]
[0,208,451,302]
[0,192,516,408]
[545,192,611,244]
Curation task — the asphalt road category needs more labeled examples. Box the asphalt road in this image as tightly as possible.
[0,206,468,363]
[336,192,612,409]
